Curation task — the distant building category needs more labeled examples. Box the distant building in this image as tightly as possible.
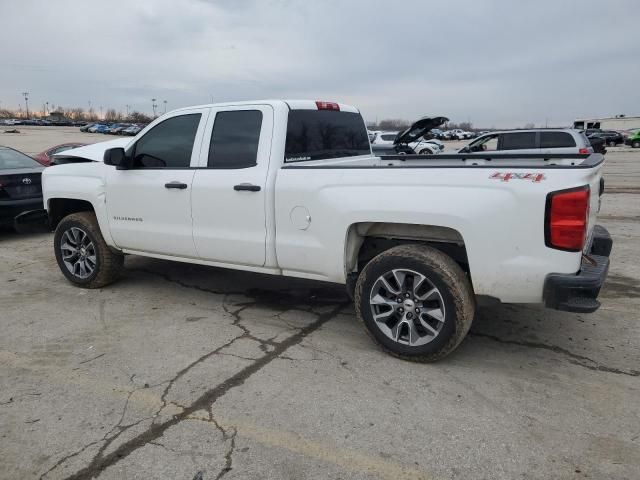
[46,111,70,123]
[573,115,640,131]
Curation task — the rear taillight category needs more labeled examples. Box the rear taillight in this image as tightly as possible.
[315,101,340,111]
[545,186,590,251]
[578,147,590,154]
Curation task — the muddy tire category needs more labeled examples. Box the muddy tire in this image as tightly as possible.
[54,212,123,288]
[355,244,475,362]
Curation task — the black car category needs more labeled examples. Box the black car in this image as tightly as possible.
[0,146,44,228]
[586,129,624,147]
[587,135,607,154]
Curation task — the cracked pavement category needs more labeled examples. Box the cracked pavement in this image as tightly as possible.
[1,145,640,479]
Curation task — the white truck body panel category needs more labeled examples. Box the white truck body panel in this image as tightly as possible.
[275,160,603,302]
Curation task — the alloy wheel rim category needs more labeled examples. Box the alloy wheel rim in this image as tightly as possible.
[60,227,97,279]
[369,269,446,347]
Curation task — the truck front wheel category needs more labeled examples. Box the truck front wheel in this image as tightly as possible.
[54,212,124,288]
[355,244,475,362]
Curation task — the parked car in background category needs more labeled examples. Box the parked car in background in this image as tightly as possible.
[33,143,86,166]
[106,124,130,135]
[80,123,95,132]
[430,128,445,140]
[372,131,444,155]
[449,129,472,140]
[587,135,607,154]
[0,146,44,227]
[371,117,449,156]
[587,130,624,147]
[370,131,398,146]
[122,124,143,136]
[89,124,110,134]
[460,129,594,155]
[625,129,640,148]
[409,137,445,154]
[0,119,22,126]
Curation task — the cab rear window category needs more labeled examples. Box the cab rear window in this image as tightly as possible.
[285,110,370,162]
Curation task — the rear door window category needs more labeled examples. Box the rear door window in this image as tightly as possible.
[285,110,370,162]
[208,110,263,169]
[540,132,576,148]
[499,132,537,150]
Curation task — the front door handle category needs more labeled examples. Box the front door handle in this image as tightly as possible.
[233,183,261,192]
[165,181,188,189]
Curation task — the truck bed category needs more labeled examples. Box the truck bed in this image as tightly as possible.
[282,153,604,169]
[275,151,605,304]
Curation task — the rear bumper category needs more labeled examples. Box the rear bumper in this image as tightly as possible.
[543,225,612,313]
[0,198,44,225]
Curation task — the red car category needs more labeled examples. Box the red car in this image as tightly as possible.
[33,143,86,166]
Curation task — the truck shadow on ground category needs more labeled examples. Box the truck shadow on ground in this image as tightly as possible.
[122,256,638,377]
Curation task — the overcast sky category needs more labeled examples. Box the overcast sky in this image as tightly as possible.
[1,0,638,127]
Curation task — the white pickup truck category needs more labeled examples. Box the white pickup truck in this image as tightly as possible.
[34,99,612,362]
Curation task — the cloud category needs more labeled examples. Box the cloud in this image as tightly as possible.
[0,0,638,127]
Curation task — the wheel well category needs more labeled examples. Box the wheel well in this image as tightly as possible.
[48,198,95,228]
[346,223,469,276]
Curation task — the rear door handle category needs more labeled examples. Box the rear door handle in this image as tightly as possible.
[165,181,188,189]
[233,183,261,192]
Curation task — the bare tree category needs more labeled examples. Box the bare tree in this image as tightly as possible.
[127,111,152,123]
[104,109,119,121]
[377,119,410,131]
[68,108,86,121]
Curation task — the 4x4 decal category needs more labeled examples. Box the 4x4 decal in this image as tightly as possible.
[490,172,545,183]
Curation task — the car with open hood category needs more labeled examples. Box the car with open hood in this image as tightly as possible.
[370,116,449,155]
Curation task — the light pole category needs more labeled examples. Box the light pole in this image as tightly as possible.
[151,98,157,117]
[126,104,130,116]
[45,101,49,115]
[21,92,29,118]
[100,106,103,119]
[163,100,167,114]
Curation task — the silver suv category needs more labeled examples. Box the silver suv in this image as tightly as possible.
[459,129,594,155]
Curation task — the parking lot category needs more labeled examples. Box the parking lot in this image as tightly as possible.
[1,127,639,479]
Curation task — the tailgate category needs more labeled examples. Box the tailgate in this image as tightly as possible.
[584,164,606,253]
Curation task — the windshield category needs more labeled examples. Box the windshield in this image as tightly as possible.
[285,110,370,162]
[0,148,41,169]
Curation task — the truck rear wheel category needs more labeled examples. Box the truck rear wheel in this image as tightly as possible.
[354,244,475,362]
[54,212,124,288]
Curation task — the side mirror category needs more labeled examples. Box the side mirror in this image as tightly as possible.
[460,146,470,153]
[103,147,128,169]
